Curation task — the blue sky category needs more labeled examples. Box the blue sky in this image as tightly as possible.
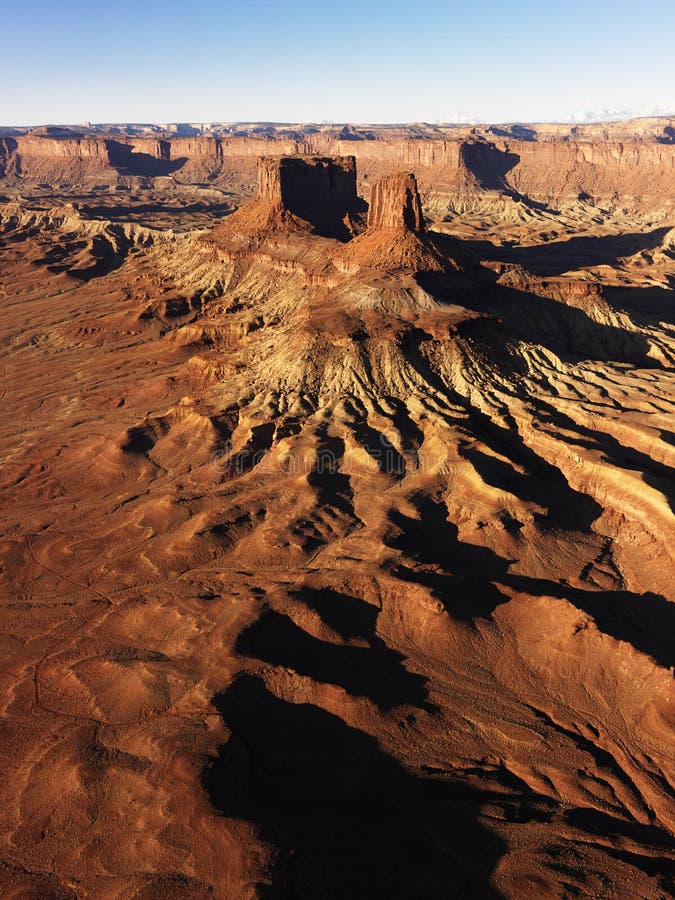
[2,0,674,125]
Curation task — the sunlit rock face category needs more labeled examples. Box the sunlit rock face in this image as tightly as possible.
[367,171,426,233]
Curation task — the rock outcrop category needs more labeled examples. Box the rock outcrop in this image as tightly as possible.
[210,155,366,243]
[258,155,362,233]
[208,161,448,275]
[259,155,355,206]
[366,172,426,232]
[337,171,446,273]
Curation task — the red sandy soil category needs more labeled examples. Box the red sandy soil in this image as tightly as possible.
[0,128,673,899]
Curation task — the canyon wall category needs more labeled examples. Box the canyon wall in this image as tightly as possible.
[1,132,674,213]
[482,139,675,205]
[3,136,112,182]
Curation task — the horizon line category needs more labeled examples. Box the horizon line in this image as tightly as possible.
[2,112,674,130]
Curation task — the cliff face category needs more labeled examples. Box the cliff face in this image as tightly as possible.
[367,172,426,232]
[477,139,675,205]
[337,171,446,273]
[263,155,358,221]
[211,155,365,242]
[172,136,223,158]
[0,138,17,177]
[1,130,674,216]
[3,136,113,182]
[14,136,110,158]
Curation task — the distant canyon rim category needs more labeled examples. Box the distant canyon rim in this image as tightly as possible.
[0,118,673,899]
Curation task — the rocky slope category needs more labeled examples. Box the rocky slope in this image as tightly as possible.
[0,148,673,898]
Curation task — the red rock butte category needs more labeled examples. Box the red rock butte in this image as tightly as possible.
[210,155,443,274]
[224,154,365,239]
[367,171,426,233]
[258,155,357,212]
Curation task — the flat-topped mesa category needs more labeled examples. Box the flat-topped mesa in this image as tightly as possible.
[258,155,357,211]
[367,172,426,233]
[207,154,366,244]
[256,155,364,237]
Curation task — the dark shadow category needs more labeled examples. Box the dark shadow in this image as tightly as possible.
[658,430,675,447]
[384,395,426,450]
[390,544,674,668]
[281,430,361,555]
[381,405,673,664]
[468,443,589,526]
[32,237,89,269]
[203,674,507,898]
[291,585,378,642]
[392,563,510,621]
[509,576,674,668]
[391,344,664,555]
[67,230,131,281]
[81,201,234,220]
[459,435,603,531]
[387,492,509,569]
[349,418,407,476]
[461,141,520,192]
[486,125,537,141]
[530,397,674,514]
[230,423,276,475]
[385,492,512,620]
[305,433,355,518]
[274,156,368,241]
[384,488,674,667]
[31,225,134,281]
[604,284,675,327]
[208,509,265,550]
[404,393,603,535]
[457,227,672,278]
[106,140,187,177]
[121,424,156,455]
[419,265,658,366]
[342,394,424,463]
[565,807,675,852]
[461,141,553,211]
[236,608,433,712]
[602,846,675,882]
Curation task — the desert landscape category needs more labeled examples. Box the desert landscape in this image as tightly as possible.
[0,117,673,898]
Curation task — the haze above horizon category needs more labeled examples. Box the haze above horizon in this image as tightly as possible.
[3,0,674,126]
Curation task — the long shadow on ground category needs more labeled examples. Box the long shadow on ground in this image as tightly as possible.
[449,227,672,278]
[387,493,674,668]
[203,674,507,899]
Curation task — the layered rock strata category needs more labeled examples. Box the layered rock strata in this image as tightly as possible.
[210,155,366,242]
[367,172,427,232]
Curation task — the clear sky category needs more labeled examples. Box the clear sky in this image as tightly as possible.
[3,0,674,125]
